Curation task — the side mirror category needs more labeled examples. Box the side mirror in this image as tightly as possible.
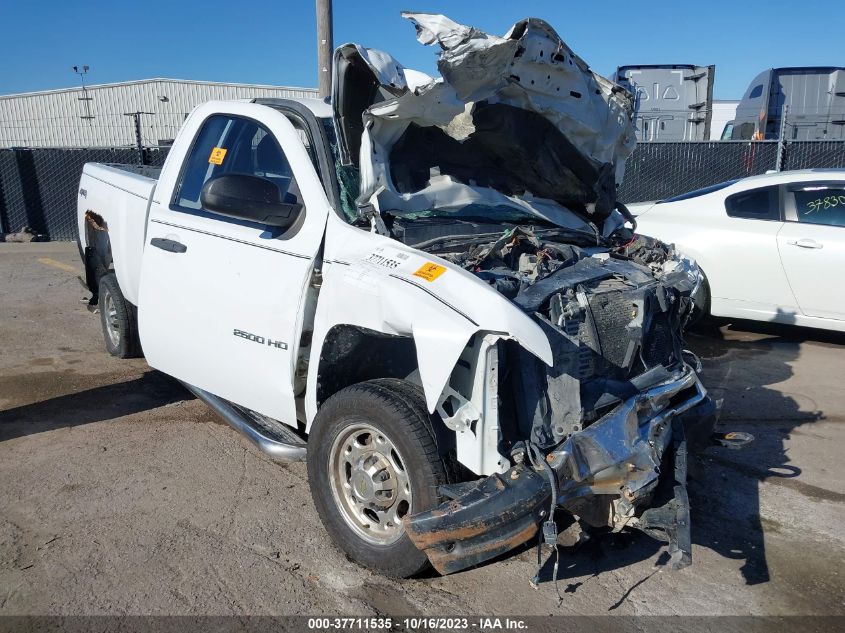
[200,174,303,228]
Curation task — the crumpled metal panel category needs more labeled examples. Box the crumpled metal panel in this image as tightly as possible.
[402,12,636,183]
[332,12,637,233]
[404,464,551,575]
[406,367,713,574]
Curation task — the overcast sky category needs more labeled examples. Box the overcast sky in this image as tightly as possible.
[2,0,843,99]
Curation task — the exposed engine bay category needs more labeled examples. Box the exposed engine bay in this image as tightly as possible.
[435,225,698,447]
[389,215,702,447]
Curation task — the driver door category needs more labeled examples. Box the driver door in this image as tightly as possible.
[138,103,329,426]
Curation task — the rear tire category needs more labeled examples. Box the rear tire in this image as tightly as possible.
[307,378,449,578]
[98,273,141,358]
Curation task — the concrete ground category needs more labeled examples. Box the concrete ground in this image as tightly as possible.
[1,242,844,617]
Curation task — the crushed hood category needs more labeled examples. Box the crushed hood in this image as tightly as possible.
[331,12,636,231]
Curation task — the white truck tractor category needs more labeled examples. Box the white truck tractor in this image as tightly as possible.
[76,14,741,578]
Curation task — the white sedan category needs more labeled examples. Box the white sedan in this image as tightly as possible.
[632,169,845,331]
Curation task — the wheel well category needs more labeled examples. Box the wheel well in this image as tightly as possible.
[694,265,711,312]
[316,326,473,479]
[316,325,419,408]
[82,210,113,303]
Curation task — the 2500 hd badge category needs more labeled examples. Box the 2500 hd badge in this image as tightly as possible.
[233,328,288,350]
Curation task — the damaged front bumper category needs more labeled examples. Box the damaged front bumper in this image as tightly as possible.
[405,363,716,574]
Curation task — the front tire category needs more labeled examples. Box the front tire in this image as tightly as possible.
[307,379,449,578]
[98,273,141,358]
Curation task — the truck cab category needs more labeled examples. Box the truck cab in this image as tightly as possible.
[138,99,333,428]
[731,67,845,140]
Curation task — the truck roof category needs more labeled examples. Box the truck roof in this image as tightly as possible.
[770,66,845,73]
[252,96,332,118]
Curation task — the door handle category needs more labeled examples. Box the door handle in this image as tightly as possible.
[787,238,823,249]
[150,237,187,253]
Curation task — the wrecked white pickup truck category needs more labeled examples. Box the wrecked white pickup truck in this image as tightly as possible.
[76,13,741,579]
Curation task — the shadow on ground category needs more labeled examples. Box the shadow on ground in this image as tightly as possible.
[0,371,189,442]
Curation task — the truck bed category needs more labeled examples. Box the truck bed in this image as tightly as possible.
[106,163,163,181]
[77,162,159,306]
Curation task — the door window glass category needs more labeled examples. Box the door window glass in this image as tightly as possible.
[725,186,779,220]
[731,122,755,140]
[174,115,300,212]
[792,186,845,227]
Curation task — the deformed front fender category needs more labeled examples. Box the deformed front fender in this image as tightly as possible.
[304,218,553,429]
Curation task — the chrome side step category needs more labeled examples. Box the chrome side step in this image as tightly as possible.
[182,383,307,462]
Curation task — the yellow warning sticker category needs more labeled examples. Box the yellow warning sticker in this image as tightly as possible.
[413,262,447,282]
[208,147,227,165]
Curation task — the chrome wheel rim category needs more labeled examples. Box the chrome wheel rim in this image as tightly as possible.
[103,291,120,348]
[329,422,412,546]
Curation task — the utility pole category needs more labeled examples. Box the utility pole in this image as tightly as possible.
[124,112,154,165]
[316,0,333,99]
[775,105,789,172]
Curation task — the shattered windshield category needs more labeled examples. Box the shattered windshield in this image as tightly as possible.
[397,204,554,224]
[323,116,592,232]
[390,199,605,239]
[322,117,360,222]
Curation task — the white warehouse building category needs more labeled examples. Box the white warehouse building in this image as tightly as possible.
[0,78,319,149]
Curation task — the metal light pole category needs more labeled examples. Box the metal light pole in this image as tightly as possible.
[72,65,94,121]
[316,0,333,99]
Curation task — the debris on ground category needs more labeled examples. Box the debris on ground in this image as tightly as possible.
[1,226,46,242]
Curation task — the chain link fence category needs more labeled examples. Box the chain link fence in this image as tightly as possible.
[0,112,189,149]
[1,140,844,241]
[617,140,845,202]
[780,140,845,171]
[618,141,779,202]
[0,147,169,239]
